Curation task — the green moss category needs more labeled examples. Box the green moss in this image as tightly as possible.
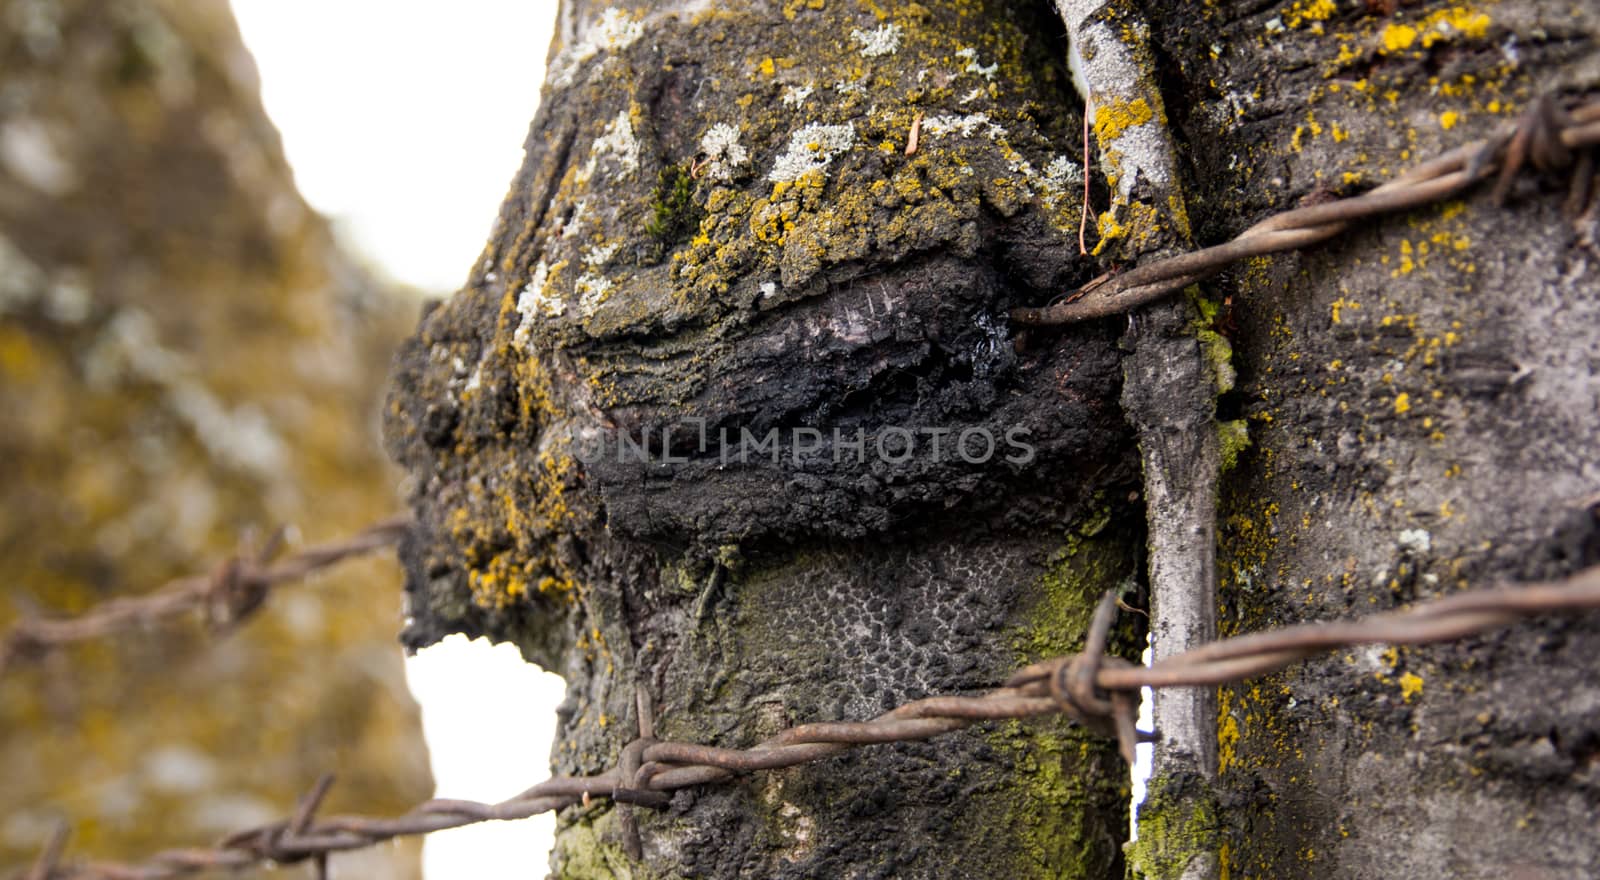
[1218,419,1251,473]
[989,721,1131,879]
[1012,519,1129,659]
[553,812,662,880]
[645,163,702,242]
[983,510,1139,878]
[1186,290,1237,397]
[1126,772,1222,880]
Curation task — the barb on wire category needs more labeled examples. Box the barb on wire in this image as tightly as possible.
[24,822,68,880]
[1012,93,1600,326]
[34,562,1600,880]
[0,517,412,680]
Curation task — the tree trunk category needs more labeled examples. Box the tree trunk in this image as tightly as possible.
[385,0,1600,878]
[385,0,1144,877]
[0,0,431,874]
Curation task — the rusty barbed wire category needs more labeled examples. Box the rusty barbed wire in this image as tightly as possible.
[1012,93,1600,326]
[0,517,411,680]
[24,561,1600,880]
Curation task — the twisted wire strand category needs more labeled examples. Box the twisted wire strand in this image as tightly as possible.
[28,561,1600,879]
[0,517,411,680]
[1012,95,1600,326]
[16,92,1600,880]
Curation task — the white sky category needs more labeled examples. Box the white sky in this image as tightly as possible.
[230,1,1155,870]
[232,0,559,292]
[229,2,567,877]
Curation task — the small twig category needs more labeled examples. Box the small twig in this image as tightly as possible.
[1080,102,1093,256]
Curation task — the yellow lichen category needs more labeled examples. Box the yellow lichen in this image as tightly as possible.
[1284,0,1337,29]
[1398,672,1424,703]
[1379,7,1492,55]
[1092,96,1154,143]
[1380,23,1418,52]
[1218,703,1240,773]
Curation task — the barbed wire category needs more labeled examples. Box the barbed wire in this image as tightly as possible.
[21,561,1600,879]
[1012,93,1600,326]
[12,90,1600,880]
[0,517,411,681]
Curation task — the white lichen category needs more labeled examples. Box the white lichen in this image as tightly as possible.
[11,0,62,59]
[781,82,815,108]
[0,234,44,316]
[760,281,777,299]
[592,8,644,46]
[921,113,1005,139]
[166,384,287,478]
[959,88,985,104]
[697,123,749,182]
[76,310,284,476]
[0,117,76,195]
[514,261,560,347]
[955,47,998,80]
[1398,529,1432,555]
[767,122,856,182]
[581,112,639,183]
[1044,155,1085,189]
[143,745,218,795]
[549,8,645,88]
[850,23,903,57]
[1024,155,1086,205]
[833,77,865,96]
[561,199,589,239]
[577,273,614,317]
[46,271,90,324]
[584,241,622,267]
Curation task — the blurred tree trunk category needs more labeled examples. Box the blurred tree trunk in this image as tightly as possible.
[386,1,1600,879]
[0,0,431,875]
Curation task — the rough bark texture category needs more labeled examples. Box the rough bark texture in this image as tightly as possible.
[1140,1,1600,877]
[387,0,1600,878]
[1048,5,1229,877]
[0,0,431,873]
[385,1,1150,877]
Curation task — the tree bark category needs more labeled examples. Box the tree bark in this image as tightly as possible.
[386,0,1145,877]
[1137,1,1600,877]
[386,0,1600,878]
